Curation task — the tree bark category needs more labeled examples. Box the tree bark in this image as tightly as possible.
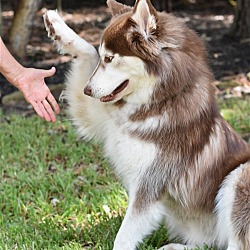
[9,0,42,60]
[57,0,62,13]
[231,0,250,40]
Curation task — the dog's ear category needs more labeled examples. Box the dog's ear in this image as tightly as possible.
[107,0,132,17]
[131,0,157,37]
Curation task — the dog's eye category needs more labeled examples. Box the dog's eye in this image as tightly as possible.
[104,56,114,63]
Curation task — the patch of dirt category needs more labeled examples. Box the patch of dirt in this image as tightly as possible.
[0,2,249,115]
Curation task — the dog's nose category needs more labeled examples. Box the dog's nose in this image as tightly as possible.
[84,86,92,96]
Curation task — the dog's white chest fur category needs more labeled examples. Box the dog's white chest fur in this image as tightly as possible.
[100,105,157,190]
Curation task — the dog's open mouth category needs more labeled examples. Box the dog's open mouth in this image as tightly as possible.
[100,80,129,102]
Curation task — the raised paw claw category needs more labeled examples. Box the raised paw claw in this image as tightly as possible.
[43,11,61,41]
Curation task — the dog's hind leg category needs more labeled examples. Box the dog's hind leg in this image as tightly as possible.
[216,161,250,250]
[113,199,166,250]
[43,10,99,68]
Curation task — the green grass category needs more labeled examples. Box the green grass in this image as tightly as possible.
[0,94,249,249]
[0,114,127,249]
[218,96,250,141]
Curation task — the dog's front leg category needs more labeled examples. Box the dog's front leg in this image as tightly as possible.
[113,199,165,250]
[43,10,99,76]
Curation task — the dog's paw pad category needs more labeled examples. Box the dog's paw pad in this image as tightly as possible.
[43,11,65,41]
[43,10,95,57]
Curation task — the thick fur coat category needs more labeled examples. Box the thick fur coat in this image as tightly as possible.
[44,0,250,249]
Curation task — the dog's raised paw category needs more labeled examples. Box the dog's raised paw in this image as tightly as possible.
[43,10,98,58]
[43,10,78,54]
[43,10,63,40]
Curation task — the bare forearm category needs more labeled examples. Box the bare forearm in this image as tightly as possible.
[0,37,25,88]
[0,37,60,122]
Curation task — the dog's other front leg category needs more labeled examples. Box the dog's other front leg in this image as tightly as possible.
[113,199,165,250]
[158,243,193,250]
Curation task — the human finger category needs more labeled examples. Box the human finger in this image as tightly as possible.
[38,101,52,122]
[42,99,57,122]
[30,101,45,119]
[43,66,56,78]
[47,92,60,114]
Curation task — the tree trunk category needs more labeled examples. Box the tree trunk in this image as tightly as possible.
[57,0,62,13]
[231,0,250,40]
[9,0,42,60]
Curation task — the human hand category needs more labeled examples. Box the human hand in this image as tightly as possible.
[15,67,60,122]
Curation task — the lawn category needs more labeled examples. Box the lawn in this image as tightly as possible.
[0,94,249,249]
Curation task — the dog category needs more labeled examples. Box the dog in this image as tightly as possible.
[44,0,250,249]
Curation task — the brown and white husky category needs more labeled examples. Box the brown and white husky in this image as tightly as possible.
[44,0,250,249]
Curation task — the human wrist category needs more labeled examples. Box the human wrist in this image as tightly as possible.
[0,39,26,89]
[6,65,26,90]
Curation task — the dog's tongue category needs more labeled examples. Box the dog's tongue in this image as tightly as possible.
[100,80,129,102]
[100,94,116,102]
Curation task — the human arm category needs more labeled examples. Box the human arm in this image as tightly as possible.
[0,37,60,122]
